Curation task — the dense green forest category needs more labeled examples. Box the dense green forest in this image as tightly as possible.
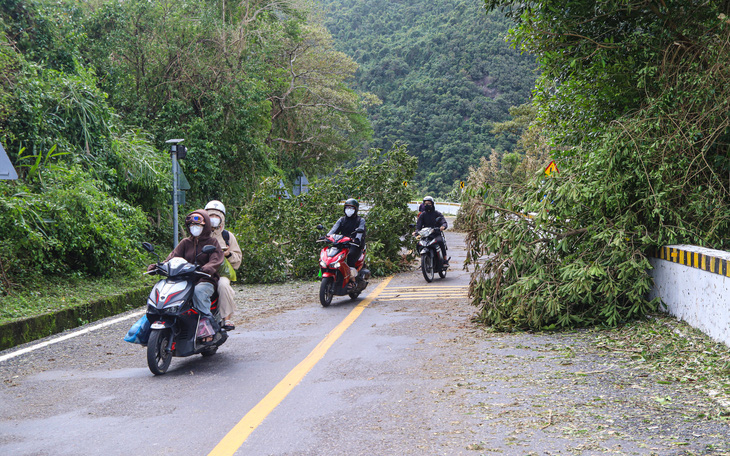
[321,0,537,197]
[0,0,422,299]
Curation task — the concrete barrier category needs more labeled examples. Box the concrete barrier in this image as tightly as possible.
[0,286,149,351]
[649,245,730,347]
[407,201,461,215]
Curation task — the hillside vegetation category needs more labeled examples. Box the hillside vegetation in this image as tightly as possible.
[461,0,730,330]
[321,0,538,196]
[0,0,422,304]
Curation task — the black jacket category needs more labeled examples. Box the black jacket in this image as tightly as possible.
[416,209,447,231]
[328,214,366,243]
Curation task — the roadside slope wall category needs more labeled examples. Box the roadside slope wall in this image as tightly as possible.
[649,245,730,347]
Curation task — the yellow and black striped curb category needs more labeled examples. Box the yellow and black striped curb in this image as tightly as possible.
[654,246,730,277]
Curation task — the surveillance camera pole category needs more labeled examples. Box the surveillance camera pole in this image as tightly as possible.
[166,139,184,247]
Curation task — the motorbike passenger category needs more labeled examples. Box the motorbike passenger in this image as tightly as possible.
[205,200,242,331]
[327,198,366,288]
[147,209,224,334]
[413,196,449,266]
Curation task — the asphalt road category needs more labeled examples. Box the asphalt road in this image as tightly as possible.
[1,229,729,455]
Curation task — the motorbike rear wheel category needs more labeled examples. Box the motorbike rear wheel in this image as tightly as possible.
[147,329,173,375]
[421,252,434,283]
[320,276,334,307]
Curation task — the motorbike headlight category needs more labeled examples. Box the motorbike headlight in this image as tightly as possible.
[163,300,184,314]
[332,261,340,269]
[320,260,327,268]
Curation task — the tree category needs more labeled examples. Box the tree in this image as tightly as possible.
[460,0,730,329]
[267,23,379,178]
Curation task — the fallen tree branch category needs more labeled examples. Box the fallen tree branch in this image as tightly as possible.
[528,228,588,246]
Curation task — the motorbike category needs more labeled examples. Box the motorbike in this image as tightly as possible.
[141,242,228,375]
[414,227,448,282]
[316,226,370,307]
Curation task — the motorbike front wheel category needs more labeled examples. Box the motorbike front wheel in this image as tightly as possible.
[147,329,173,375]
[320,276,334,307]
[421,252,434,283]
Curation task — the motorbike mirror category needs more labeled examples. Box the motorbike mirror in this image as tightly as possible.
[355,228,365,233]
[408,223,415,228]
[201,245,217,254]
[316,224,324,230]
[142,242,161,263]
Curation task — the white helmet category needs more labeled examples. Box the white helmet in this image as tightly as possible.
[205,200,226,214]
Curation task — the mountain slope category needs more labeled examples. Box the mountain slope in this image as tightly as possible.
[320,0,537,196]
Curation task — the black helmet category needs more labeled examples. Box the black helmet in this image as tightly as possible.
[344,198,359,209]
[423,196,435,212]
[344,198,359,217]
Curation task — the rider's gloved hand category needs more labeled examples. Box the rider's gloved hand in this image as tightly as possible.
[147,263,157,272]
[352,238,361,246]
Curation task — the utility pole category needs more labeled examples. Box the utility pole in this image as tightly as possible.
[166,139,187,247]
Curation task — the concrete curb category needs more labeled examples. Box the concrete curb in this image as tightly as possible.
[0,286,149,351]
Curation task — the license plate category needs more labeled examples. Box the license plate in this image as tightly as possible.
[151,322,166,329]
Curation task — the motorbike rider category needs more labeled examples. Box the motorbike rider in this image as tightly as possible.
[205,200,242,331]
[147,209,224,334]
[327,198,366,288]
[413,196,449,266]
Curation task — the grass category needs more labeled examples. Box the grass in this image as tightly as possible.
[0,274,156,325]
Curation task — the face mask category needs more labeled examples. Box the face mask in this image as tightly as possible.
[190,225,204,237]
[425,204,434,212]
[210,216,221,228]
[345,208,355,217]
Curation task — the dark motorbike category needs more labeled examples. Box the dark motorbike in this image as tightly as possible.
[414,227,448,282]
[316,226,370,307]
[142,242,228,375]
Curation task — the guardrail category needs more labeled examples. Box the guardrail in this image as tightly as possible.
[356,201,462,215]
[649,245,730,347]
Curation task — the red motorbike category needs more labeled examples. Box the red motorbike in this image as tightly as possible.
[316,226,370,307]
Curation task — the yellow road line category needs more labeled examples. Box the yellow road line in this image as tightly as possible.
[208,277,393,456]
[379,297,467,302]
[380,291,467,295]
[387,286,465,289]
[379,295,468,299]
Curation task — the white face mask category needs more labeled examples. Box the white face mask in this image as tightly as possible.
[345,208,355,217]
[210,216,221,228]
[190,225,204,237]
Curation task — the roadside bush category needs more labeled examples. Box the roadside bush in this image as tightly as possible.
[231,144,418,283]
[0,166,148,292]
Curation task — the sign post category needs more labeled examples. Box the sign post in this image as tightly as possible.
[0,142,18,180]
[166,139,187,247]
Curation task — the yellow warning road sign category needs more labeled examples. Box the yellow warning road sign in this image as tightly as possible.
[545,161,558,176]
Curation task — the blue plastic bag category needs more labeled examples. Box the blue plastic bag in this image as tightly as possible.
[124,314,151,345]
